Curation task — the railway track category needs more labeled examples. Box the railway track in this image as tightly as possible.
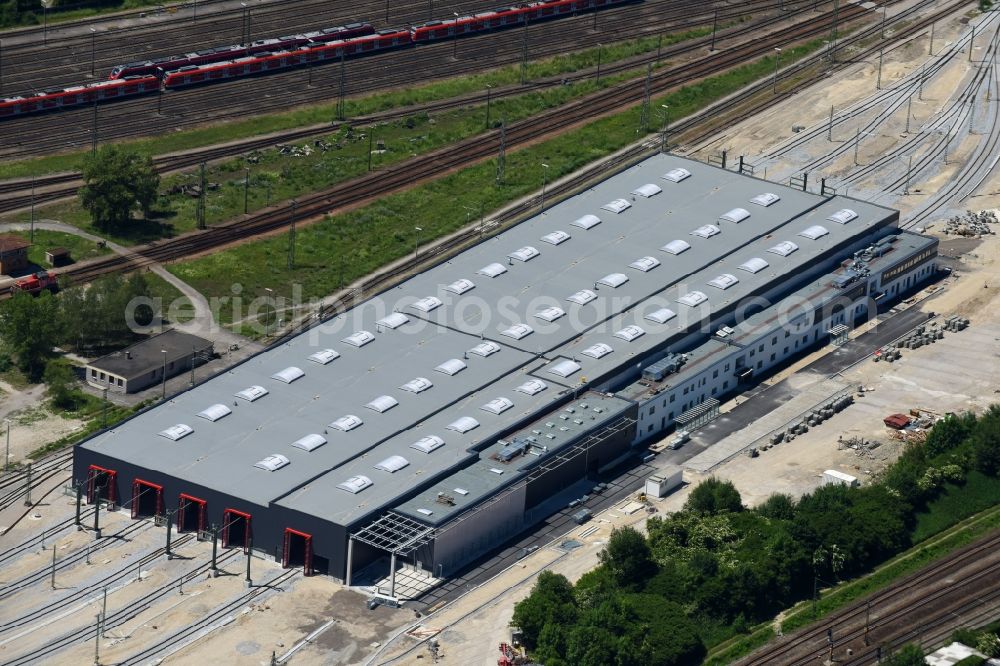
[0,0,829,213]
[0,449,73,514]
[0,0,817,157]
[736,529,1000,665]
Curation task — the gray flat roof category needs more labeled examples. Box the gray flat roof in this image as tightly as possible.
[88,329,213,380]
[79,154,899,526]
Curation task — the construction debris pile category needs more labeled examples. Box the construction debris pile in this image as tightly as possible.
[875,317,969,363]
[942,209,995,236]
[837,435,882,459]
[748,393,855,456]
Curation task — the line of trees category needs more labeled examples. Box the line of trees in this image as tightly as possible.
[0,273,155,381]
[511,409,1000,665]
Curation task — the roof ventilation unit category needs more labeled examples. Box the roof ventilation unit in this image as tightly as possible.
[477,262,508,278]
[541,230,571,245]
[642,354,686,381]
[496,438,531,462]
[707,273,739,290]
[469,341,501,357]
[400,377,433,393]
[661,239,691,255]
[412,296,443,312]
[799,225,830,240]
[410,435,445,453]
[601,199,632,214]
[271,366,305,384]
[678,290,708,307]
[507,246,539,262]
[720,208,750,223]
[515,378,547,395]
[308,349,340,365]
[662,167,691,183]
[548,359,581,377]
[444,278,475,295]
[234,385,269,402]
[691,224,721,239]
[337,475,373,494]
[435,358,468,375]
[159,424,193,441]
[377,312,409,329]
[750,192,780,207]
[566,289,597,305]
[197,404,232,422]
[629,256,660,272]
[767,241,799,257]
[481,397,514,415]
[446,416,480,433]
[614,325,646,342]
[645,307,676,324]
[255,454,290,472]
[570,214,602,230]
[330,414,363,431]
[342,330,375,347]
[365,395,399,413]
[534,306,566,322]
[582,343,613,359]
[290,433,327,452]
[597,273,629,288]
[374,455,410,473]
[631,183,662,198]
[828,208,858,224]
[738,258,769,274]
[501,324,534,340]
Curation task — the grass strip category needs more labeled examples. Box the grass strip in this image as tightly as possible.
[0,27,712,181]
[166,40,824,335]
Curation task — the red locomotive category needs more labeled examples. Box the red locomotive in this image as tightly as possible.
[11,271,58,294]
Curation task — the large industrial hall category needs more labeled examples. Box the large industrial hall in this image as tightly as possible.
[72,152,938,588]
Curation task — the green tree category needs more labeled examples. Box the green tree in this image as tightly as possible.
[971,406,1000,476]
[79,145,159,231]
[756,492,796,520]
[685,477,743,515]
[925,412,976,457]
[598,526,656,590]
[885,644,927,665]
[60,273,153,352]
[0,291,60,381]
[43,360,78,410]
[511,571,577,649]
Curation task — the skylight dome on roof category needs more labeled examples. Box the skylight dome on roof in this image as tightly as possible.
[501,323,534,340]
[632,183,662,198]
[255,454,290,472]
[645,307,676,324]
[374,455,410,473]
[662,167,691,183]
[678,290,708,307]
[410,435,445,453]
[515,379,547,395]
[400,377,433,393]
[365,395,399,413]
[477,262,508,278]
[337,475,373,494]
[271,366,304,384]
[291,434,326,452]
[691,224,721,239]
[799,225,830,240]
[469,341,501,357]
[708,273,739,290]
[602,198,632,214]
[548,359,581,377]
[235,385,268,402]
[567,289,597,305]
[614,325,646,342]
[435,358,467,375]
[540,230,571,245]
[342,330,375,347]
[720,207,750,223]
[570,214,602,230]
[159,423,193,441]
[197,404,232,422]
[739,257,769,273]
[629,256,660,272]
[330,414,363,431]
[661,239,691,255]
[534,306,566,322]
[582,343,613,359]
[481,397,514,415]
[308,349,340,365]
[377,312,409,329]
[768,241,799,257]
[508,246,539,262]
[597,273,629,288]
[750,192,780,207]
[447,416,480,433]
[828,208,858,224]
[412,296,443,312]
[444,278,475,295]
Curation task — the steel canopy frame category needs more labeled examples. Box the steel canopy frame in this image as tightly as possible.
[347,511,436,596]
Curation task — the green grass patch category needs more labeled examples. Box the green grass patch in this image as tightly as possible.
[142,271,196,324]
[8,229,112,267]
[703,625,776,666]
[780,505,1000,635]
[168,39,825,334]
[913,472,1000,542]
[0,365,34,389]
[27,400,144,460]
[0,27,710,182]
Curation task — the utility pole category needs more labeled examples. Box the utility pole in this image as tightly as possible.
[929,22,935,56]
[496,118,506,187]
[540,163,550,211]
[854,127,861,166]
[639,63,652,132]
[244,168,250,214]
[520,22,528,84]
[246,538,254,587]
[24,461,32,506]
[596,44,602,84]
[90,28,96,77]
[864,600,872,645]
[196,162,206,230]
[829,0,840,63]
[918,64,925,100]
[367,126,374,172]
[51,544,57,589]
[660,104,670,153]
[75,482,83,530]
[287,200,297,271]
[337,52,346,120]
[101,586,107,637]
[94,613,101,665]
[772,47,782,94]
[903,154,913,194]
[101,388,108,429]
[877,49,883,90]
[165,508,174,559]
[211,524,219,577]
[905,95,912,133]
[93,490,101,539]
[827,105,834,141]
[970,24,975,62]
[710,11,718,52]
[880,0,887,39]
